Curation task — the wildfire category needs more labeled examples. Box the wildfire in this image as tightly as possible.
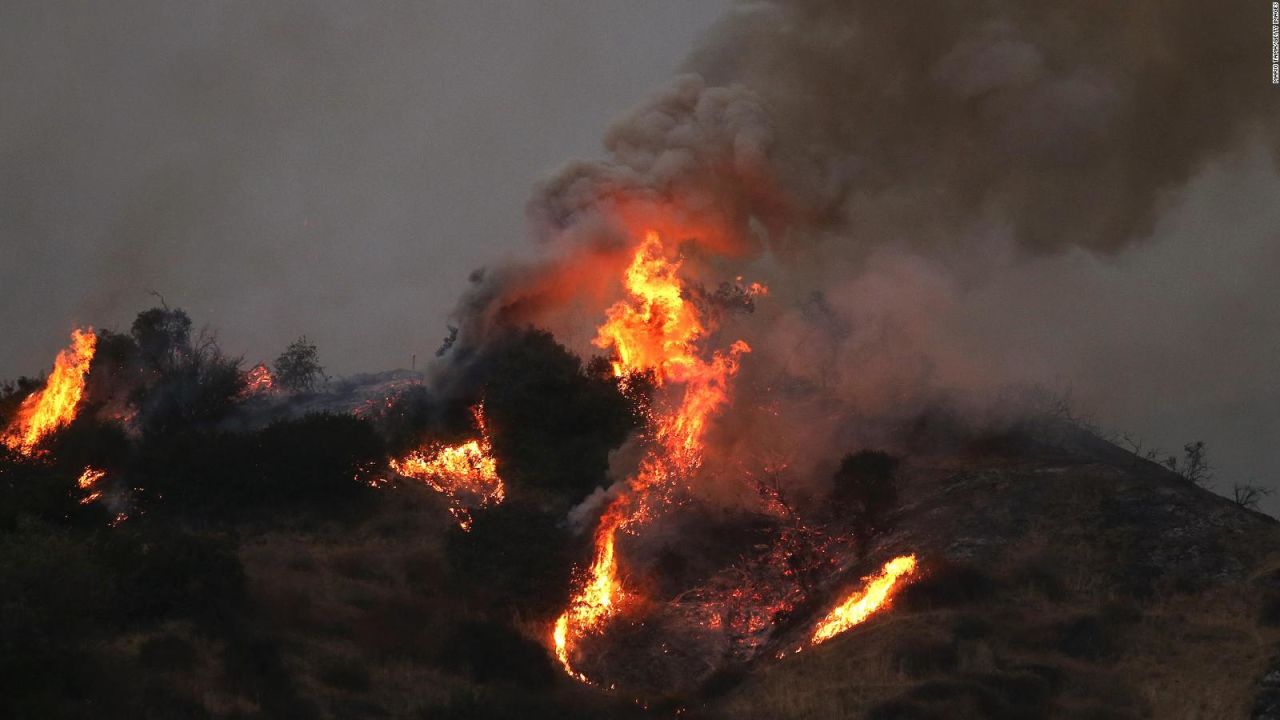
[554,230,752,681]
[389,403,504,531]
[2,328,97,456]
[240,363,275,396]
[810,554,918,645]
[77,466,106,505]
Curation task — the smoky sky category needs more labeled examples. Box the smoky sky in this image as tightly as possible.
[0,0,729,378]
[3,1,1279,511]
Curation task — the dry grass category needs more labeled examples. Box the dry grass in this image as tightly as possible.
[235,486,465,717]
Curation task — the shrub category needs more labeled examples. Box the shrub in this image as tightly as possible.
[831,450,900,531]
[455,328,638,503]
[136,413,383,521]
[274,335,326,392]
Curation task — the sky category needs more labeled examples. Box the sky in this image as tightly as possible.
[2,1,1277,510]
[0,0,730,377]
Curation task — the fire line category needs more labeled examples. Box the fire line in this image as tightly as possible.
[1,327,97,456]
[552,230,752,682]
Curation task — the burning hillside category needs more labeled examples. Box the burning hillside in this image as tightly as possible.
[2,1,1277,719]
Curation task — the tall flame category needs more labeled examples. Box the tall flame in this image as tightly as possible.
[389,403,504,531]
[2,328,97,456]
[810,554,917,645]
[554,230,751,681]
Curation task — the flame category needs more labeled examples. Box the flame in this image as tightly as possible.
[240,363,275,396]
[2,328,97,456]
[77,466,106,505]
[389,403,504,531]
[810,554,917,645]
[554,230,752,681]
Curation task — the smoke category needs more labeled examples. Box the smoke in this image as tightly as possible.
[686,0,1277,257]
[450,0,1280,503]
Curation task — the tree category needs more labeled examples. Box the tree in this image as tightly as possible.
[1232,483,1272,510]
[274,336,325,392]
[131,306,192,371]
[1164,440,1212,485]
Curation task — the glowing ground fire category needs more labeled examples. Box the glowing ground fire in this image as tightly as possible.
[1,327,97,456]
[553,231,751,681]
[77,466,106,506]
[811,554,918,645]
[389,403,504,531]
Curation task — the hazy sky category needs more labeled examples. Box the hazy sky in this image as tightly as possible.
[1,0,729,378]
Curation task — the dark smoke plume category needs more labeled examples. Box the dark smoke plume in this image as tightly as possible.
[445,0,1280,504]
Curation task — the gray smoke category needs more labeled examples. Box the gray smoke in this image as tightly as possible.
[454,0,1280,508]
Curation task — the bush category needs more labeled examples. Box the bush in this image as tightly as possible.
[274,335,326,392]
[0,452,105,530]
[454,328,638,503]
[831,450,900,531]
[136,413,383,521]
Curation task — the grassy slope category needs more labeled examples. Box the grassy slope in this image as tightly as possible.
[86,430,1279,719]
[707,434,1280,719]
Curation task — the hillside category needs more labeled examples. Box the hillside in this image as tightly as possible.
[3,316,1277,719]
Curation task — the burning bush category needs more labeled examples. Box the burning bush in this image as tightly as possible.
[445,328,638,504]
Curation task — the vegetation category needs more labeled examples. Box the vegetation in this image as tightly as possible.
[274,335,326,392]
[830,449,900,535]
[0,306,1274,718]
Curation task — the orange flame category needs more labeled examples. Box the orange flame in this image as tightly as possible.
[240,363,275,396]
[76,466,106,505]
[389,403,504,531]
[2,328,97,456]
[554,230,752,681]
[810,554,917,645]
